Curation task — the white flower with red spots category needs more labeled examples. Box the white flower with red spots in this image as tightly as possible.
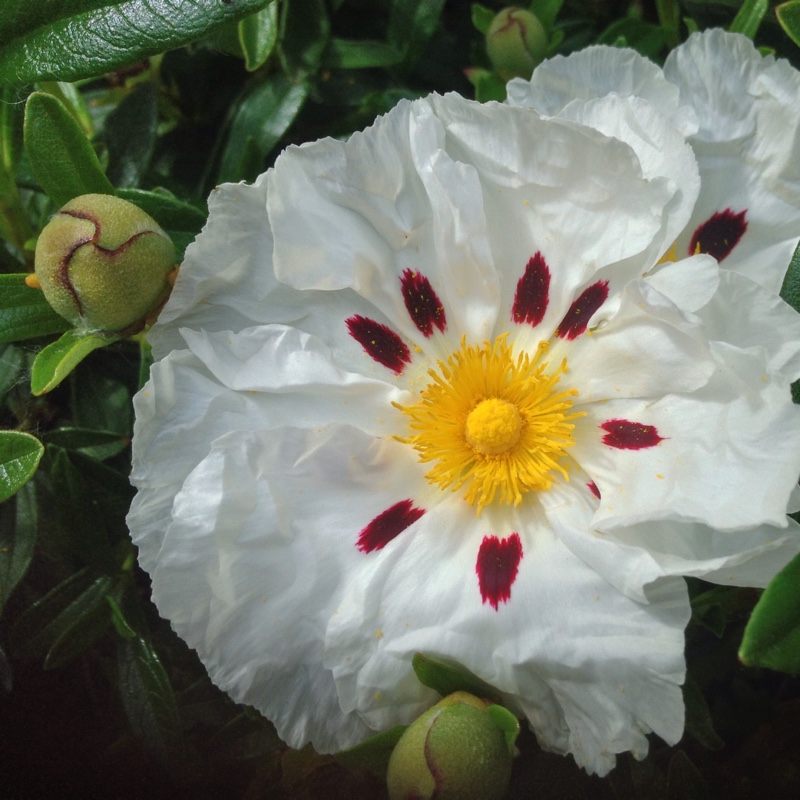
[507,28,800,294]
[128,83,800,776]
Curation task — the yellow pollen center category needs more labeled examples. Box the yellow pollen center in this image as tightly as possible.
[465,398,522,455]
[394,334,583,514]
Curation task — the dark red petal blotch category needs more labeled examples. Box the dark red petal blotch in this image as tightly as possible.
[346,315,412,374]
[600,419,664,450]
[689,209,748,262]
[587,481,601,500]
[476,533,523,610]
[512,252,551,327]
[555,280,609,340]
[400,269,446,337]
[357,500,425,553]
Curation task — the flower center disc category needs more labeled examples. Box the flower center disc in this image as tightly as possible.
[395,335,582,513]
[465,398,522,455]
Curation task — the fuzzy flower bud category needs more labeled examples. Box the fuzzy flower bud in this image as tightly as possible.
[386,692,515,800]
[33,193,176,334]
[486,7,548,80]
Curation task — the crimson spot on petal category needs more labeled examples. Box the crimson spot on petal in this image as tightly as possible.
[689,209,748,262]
[476,533,523,611]
[555,280,609,340]
[512,252,550,327]
[400,269,446,337]
[357,500,425,553]
[588,481,601,500]
[346,315,411,374]
[600,419,664,450]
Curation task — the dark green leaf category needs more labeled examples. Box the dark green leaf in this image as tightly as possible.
[115,187,207,233]
[335,726,407,780]
[0,430,44,503]
[683,676,724,750]
[24,91,114,207]
[666,750,710,800]
[740,550,800,674]
[777,1,800,47]
[0,344,25,402]
[118,634,185,762]
[30,329,119,396]
[165,230,197,262]
[0,643,11,692]
[412,652,501,701]
[0,0,274,84]
[324,39,403,70]
[218,74,308,184]
[471,4,495,35]
[279,0,330,80]
[106,594,137,639]
[0,1,119,46]
[530,0,567,31]
[388,0,446,71]
[9,567,113,666]
[779,240,800,403]
[0,273,70,344]
[729,0,768,38]
[42,426,128,452]
[102,82,158,188]
[239,1,278,72]
[0,482,38,615]
[597,17,666,58]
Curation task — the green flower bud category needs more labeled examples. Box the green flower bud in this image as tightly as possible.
[33,193,176,334]
[486,7,548,81]
[387,692,514,800]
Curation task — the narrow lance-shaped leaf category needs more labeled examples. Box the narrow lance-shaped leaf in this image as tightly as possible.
[0,479,38,616]
[729,0,768,38]
[777,1,800,47]
[0,0,273,84]
[24,91,114,207]
[239,0,278,72]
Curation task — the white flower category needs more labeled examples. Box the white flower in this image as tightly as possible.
[507,29,800,294]
[128,81,800,776]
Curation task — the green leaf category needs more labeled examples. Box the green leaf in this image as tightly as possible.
[465,68,507,103]
[102,82,158,188]
[388,0,446,71]
[106,594,137,639]
[471,4,495,35]
[486,704,521,756]
[30,329,119,396]
[412,653,501,701]
[279,0,330,80]
[729,0,768,38]
[335,726,407,780]
[117,634,185,762]
[683,676,724,750]
[530,0,567,31]
[0,430,44,503]
[0,481,38,615]
[779,240,800,403]
[9,567,113,667]
[777,1,800,47]
[24,91,114,207]
[597,17,666,59]
[0,0,274,84]
[239,1,278,72]
[0,1,120,46]
[42,426,128,456]
[0,273,70,344]
[218,74,308,184]
[115,187,207,233]
[324,39,403,70]
[739,550,800,674]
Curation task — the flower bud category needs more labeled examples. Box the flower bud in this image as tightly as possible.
[486,7,548,81]
[33,193,176,334]
[387,692,514,800]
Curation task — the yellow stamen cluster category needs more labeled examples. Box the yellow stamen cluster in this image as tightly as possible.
[395,335,581,513]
